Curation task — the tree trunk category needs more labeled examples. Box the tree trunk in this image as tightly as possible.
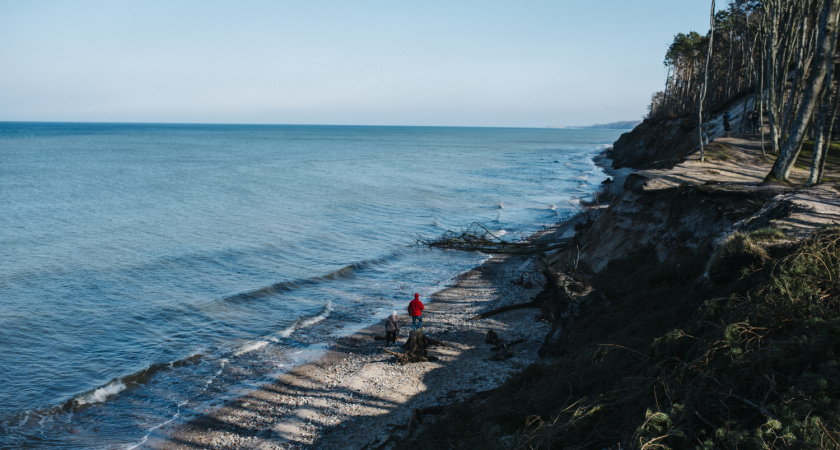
[808,73,836,186]
[765,0,781,154]
[699,0,716,162]
[727,25,734,100]
[770,0,840,182]
[781,10,810,141]
[810,57,840,183]
[757,13,767,155]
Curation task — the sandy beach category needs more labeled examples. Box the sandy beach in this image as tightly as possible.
[152,219,583,449]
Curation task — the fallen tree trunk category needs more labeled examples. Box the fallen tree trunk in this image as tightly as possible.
[417,222,572,254]
[469,300,539,320]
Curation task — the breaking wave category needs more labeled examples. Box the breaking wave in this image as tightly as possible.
[277,301,333,339]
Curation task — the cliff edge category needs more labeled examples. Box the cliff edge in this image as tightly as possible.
[402,130,840,449]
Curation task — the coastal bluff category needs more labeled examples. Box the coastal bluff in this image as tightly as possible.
[399,120,840,448]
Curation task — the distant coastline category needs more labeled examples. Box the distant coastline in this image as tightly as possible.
[548,120,642,130]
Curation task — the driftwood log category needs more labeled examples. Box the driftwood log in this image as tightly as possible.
[469,299,539,320]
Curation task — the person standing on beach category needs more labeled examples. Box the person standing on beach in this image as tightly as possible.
[385,311,400,345]
[408,293,424,331]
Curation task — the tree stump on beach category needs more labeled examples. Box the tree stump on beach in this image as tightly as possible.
[383,330,444,365]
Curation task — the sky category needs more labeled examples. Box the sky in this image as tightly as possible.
[0,1,726,127]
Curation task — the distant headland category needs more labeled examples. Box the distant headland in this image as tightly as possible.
[547,120,642,130]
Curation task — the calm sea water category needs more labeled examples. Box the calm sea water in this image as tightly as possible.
[0,122,625,447]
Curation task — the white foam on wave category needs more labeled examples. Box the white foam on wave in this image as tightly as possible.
[74,380,126,406]
[234,340,270,357]
[129,356,220,450]
[278,301,333,339]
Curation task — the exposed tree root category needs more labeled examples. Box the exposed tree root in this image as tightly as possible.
[384,330,445,365]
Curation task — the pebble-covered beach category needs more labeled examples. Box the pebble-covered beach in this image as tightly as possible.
[154,224,579,449]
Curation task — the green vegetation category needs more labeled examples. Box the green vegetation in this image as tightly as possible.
[401,228,840,449]
[748,227,787,242]
[796,141,840,182]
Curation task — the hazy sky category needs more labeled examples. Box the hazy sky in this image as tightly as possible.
[1,1,724,127]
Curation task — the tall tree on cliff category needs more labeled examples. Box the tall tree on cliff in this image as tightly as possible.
[647,0,840,183]
[768,0,840,182]
[699,0,717,163]
[649,1,760,121]
[808,56,839,185]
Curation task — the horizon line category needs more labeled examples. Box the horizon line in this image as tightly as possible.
[0,119,638,130]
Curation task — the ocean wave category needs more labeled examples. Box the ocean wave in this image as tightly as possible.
[234,340,270,356]
[62,353,204,411]
[277,301,333,339]
[226,254,401,303]
[73,380,126,406]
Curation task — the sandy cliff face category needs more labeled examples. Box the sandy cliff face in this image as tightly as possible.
[570,179,778,274]
[607,117,699,170]
[607,93,757,171]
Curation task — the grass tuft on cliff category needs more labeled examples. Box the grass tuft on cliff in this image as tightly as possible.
[400,228,840,449]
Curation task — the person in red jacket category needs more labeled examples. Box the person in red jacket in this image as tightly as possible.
[408,293,424,330]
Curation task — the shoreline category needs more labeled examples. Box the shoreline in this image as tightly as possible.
[153,210,586,449]
[151,150,615,449]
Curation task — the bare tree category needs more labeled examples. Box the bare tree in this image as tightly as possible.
[699,0,717,163]
[808,63,838,185]
[769,0,840,182]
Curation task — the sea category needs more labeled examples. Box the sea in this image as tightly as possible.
[0,122,626,448]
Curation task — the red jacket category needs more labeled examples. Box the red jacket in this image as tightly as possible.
[408,293,424,316]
